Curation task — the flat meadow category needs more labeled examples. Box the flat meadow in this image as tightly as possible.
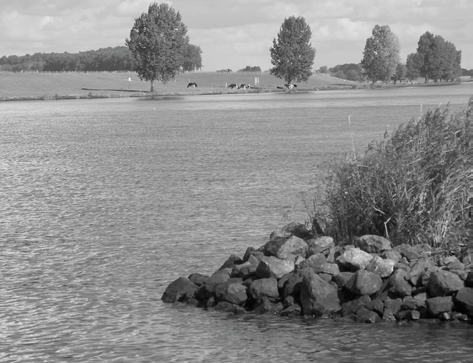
[0,71,357,100]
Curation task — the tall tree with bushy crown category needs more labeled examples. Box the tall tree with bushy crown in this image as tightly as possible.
[361,25,400,83]
[269,16,316,85]
[126,2,189,92]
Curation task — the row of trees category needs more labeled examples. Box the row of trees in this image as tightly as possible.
[361,26,462,83]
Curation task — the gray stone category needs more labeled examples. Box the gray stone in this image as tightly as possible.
[427,270,465,297]
[394,244,420,262]
[205,268,232,293]
[306,236,335,256]
[356,307,381,323]
[188,273,209,287]
[297,253,327,272]
[264,235,308,260]
[270,221,312,241]
[381,250,402,264]
[407,257,436,287]
[255,256,294,279]
[222,283,248,306]
[426,296,454,316]
[365,256,395,278]
[354,235,392,253]
[384,297,403,314]
[336,248,373,271]
[214,301,246,314]
[388,269,412,297]
[334,271,354,288]
[345,270,383,296]
[161,277,199,303]
[454,287,473,317]
[280,304,302,317]
[253,300,283,314]
[300,271,341,316]
[249,277,279,303]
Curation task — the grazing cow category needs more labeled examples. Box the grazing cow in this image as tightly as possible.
[284,83,297,89]
[228,83,238,89]
[187,82,198,88]
[239,84,251,89]
[276,86,284,90]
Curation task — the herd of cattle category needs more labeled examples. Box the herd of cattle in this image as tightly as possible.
[186,82,297,90]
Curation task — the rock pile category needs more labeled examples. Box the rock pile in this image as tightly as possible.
[161,222,473,323]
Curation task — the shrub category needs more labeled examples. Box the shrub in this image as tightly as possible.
[309,98,472,248]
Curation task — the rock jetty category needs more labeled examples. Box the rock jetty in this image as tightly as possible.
[161,222,473,323]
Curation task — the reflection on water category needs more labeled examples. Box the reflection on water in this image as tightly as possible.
[1,84,472,362]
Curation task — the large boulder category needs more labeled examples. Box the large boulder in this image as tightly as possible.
[281,271,305,299]
[161,277,199,303]
[214,302,246,314]
[218,254,243,270]
[394,244,420,262]
[269,221,313,241]
[345,270,383,296]
[454,287,473,317]
[188,273,209,287]
[232,254,260,279]
[306,236,335,256]
[407,257,436,287]
[388,269,412,297]
[426,296,454,316]
[300,271,341,316]
[204,268,232,293]
[264,235,308,260]
[427,270,465,297]
[255,256,294,279]
[222,282,248,306]
[297,253,327,272]
[249,277,279,303]
[356,306,381,323]
[336,248,373,271]
[365,256,396,278]
[354,235,392,254]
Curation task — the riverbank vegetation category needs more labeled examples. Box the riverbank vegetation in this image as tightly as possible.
[309,99,472,250]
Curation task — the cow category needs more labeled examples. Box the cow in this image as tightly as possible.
[239,84,251,89]
[276,86,284,90]
[228,83,238,89]
[284,83,297,90]
[187,82,198,88]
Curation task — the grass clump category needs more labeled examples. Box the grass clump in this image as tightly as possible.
[310,98,472,249]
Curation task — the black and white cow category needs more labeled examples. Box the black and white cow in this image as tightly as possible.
[239,84,251,89]
[228,83,238,89]
[187,82,198,88]
[284,83,297,89]
[276,86,284,90]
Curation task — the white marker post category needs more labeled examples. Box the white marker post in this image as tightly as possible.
[128,77,131,89]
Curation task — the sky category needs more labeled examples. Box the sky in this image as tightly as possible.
[1,0,472,71]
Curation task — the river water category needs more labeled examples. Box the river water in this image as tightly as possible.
[1,83,472,362]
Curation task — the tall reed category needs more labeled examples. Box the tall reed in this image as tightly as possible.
[310,97,472,248]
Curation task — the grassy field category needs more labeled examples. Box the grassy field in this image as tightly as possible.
[0,71,358,100]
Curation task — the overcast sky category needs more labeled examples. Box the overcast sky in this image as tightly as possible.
[1,0,472,71]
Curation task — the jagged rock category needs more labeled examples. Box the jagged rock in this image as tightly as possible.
[454,287,473,316]
[419,266,439,286]
[394,244,420,262]
[365,256,395,278]
[188,273,209,287]
[388,269,412,297]
[341,298,367,317]
[300,271,341,316]
[407,257,436,287]
[354,235,392,254]
[214,301,246,314]
[280,303,302,317]
[412,244,432,257]
[381,250,402,264]
[253,300,283,314]
[384,297,403,315]
[204,268,232,293]
[222,282,248,306]
[396,309,420,321]
[249,277,279,303]
[306,236,335,256]
[294,256,306,269]
[215,278,243,302]
[255,256,294,279]
[450,269,468,281]
[334,272,354,288]
[219,254,243,270]
[402,296,425,310]
[444,256,465,271]
[297,253,327,271]
[264,235,308,260]
[356,307,381,323]
[281,271,305,299]
[336,248,373,271]
[270,221,313,241]
[243,247,264,263]
[161,277,199,303]
[231,260,258,279]
[345,270,383,296]
[382,309,396,322]
[365,298,384,315]
[426,296,454,316]
[466,272,473,288]
[428,270,465,297]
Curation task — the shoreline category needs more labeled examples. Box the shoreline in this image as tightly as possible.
[0,80,463,102]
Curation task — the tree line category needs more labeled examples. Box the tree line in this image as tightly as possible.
[0,44,202,73]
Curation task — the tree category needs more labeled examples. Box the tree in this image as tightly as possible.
[318,65,328,74]
[392,62,407,84]
[126,2,189,92]
[182,44,202,72]
[405,52,422,81]
[361,25,400,83]
[269,16,316,84]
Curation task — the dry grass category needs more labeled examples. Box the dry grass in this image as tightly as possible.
[0,71,357,100]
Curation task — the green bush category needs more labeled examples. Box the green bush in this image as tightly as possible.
[311,98,472,248]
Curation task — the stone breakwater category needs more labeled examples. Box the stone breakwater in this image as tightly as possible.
[161,222,473,323]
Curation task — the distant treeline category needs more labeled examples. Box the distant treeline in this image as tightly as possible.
[0,44,202,73]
